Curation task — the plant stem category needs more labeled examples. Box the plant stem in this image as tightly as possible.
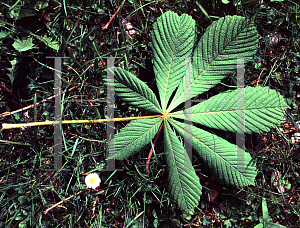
[2,114,163,130]
[43,188,87,215]
[145,122,163,174]
[0,83,82,118]
[102,0,126,30]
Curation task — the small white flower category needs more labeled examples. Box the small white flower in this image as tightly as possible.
[85,173,101,189]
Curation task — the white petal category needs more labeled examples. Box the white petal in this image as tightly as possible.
[85,173,101,189]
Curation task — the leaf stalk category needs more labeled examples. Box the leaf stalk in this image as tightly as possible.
[1,114,163,130]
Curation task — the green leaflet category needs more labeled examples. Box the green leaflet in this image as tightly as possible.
[164,120,202,214]
[167,15,259,112]
[262,197,269,221]
[169,118,257,187]
[12,37,36,52]
[107,11,288,214]
[40,35,59,51]
[152,11,196,111]
[107,67,162,114]
[171,86,289,134]
[107,118,163,160]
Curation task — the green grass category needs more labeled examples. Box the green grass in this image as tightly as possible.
[0,0,300,227]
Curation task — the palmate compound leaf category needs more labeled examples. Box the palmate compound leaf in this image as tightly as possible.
[171,86,290,134]
[107,117,163,160]
[167,15,259,112]
[164,119,202,214]
[152,11,196,111]
[107,67,162,114]
[107,12,288,215]
[168,118,257,187]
